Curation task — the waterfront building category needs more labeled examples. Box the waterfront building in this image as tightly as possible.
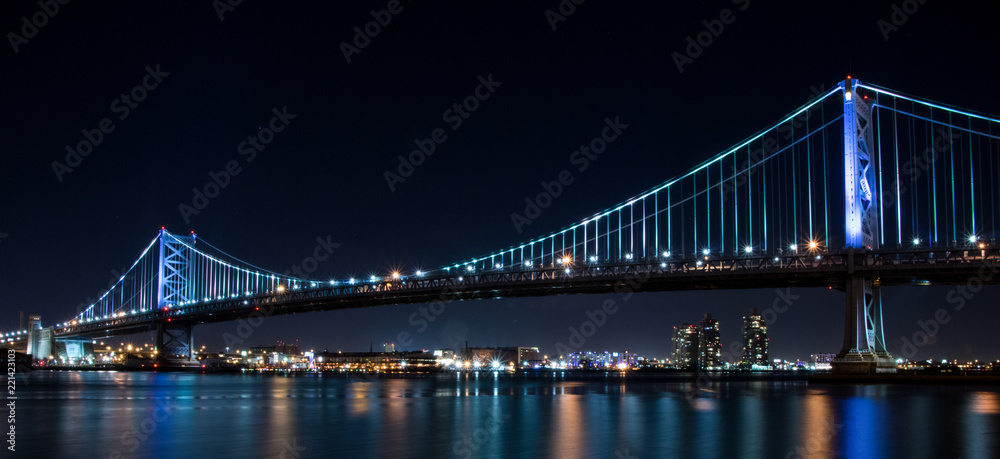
[742,308,769,369]
[672,323,699,369]
[698,313,722,369]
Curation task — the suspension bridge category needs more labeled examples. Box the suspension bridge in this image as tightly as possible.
[4,77,1000,373]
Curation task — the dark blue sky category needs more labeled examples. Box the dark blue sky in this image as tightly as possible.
[2,1,998,361]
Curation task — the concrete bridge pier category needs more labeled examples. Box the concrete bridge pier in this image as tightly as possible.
[154,323,200,369]
[833,275,896,374]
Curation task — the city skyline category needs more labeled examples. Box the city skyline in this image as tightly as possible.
[3,2,1000,364]
[7,3,1000,458]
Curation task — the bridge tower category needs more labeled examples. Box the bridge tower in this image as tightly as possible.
[833,78,895,374]
[155,229,199,367]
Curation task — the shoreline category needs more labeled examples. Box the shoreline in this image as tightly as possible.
[25,366,1000,384]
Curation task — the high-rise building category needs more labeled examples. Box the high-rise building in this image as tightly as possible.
[741,308,769,369]
[672,324,699,369]
[698,313,722,369]
[26,315,52,361]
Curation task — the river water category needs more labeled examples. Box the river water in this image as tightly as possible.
[13,371,1000,458]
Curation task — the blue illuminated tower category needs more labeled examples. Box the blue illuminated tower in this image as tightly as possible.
[834,77,894,373]
[155,229,198,364]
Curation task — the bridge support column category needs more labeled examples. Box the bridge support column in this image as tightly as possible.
[155,323,199,368]
[153,229,200,369]
[56,338,94,365]
[833,78,895,374]
[833,276,895,373]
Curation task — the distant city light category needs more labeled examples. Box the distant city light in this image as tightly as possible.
[744,246,753,254]
[913,238,920,245]
[702,249,710,255]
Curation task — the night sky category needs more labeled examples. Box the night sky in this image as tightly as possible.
[2,1,999,362]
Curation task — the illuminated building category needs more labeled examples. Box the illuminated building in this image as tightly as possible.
[672,323,699,369]
[698,313,722,369]
[741,308,769,369]
[812,353,835,370]
[565,350,637,369]
[518,347,540,368]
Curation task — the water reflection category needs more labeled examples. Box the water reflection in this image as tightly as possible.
[795,389,835,459]
[16,372,1000,458]
[962,391,999,458]
[969,391,1000,415]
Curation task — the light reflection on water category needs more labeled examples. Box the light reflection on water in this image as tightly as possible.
[16,371,1000,458]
